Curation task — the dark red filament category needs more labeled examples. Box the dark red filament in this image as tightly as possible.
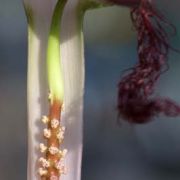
[117,0,180,123]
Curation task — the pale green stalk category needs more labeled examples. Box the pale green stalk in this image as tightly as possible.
[47,0,67,102]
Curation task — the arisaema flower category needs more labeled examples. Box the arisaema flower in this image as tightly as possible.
[23,0,102,179]
[22,0,179,179]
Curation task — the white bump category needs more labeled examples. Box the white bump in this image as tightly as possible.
[38,167,48,176]
[61,149,68,157]
[50,175,58,180]
[59,165,67,175]
[49,146,59,155]
[39,157,50,168]
[43,129,51,138]
[48,92,52,100]
[55,160,62,170]
[39,143,47,153]
[51,119,59,129]
[55,161,67,175]
[61,103,65,111]
[42,116,49,124]
[48,92,53,104]
[57,127,65,141]
[61,126,66,132]
[57,131,64,141]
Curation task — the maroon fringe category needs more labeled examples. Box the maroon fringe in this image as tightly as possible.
[117,0,180,123]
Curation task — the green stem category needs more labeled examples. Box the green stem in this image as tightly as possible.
[47,0,67,102]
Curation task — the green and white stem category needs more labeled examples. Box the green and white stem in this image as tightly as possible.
[38,0,68,179]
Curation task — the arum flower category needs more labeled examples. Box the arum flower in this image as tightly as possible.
[23,0,102,179]
[22,0,178,180]
[23,0,88,179]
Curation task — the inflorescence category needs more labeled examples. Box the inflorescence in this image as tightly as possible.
[38,93,67,180]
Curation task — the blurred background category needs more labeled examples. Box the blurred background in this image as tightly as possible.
[0,0,180,179]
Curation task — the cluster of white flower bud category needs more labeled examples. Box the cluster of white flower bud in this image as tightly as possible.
[51,118,60,129]
[38,111,67,179]
[41,116,49,124]
[39,143,47,153]
[57,126,65,141]
[38,168,48,176]
[38,148,68,177]
[39,157,50,168]
[43,128,51,138]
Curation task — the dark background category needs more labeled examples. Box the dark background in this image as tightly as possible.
[0,0,180,179]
